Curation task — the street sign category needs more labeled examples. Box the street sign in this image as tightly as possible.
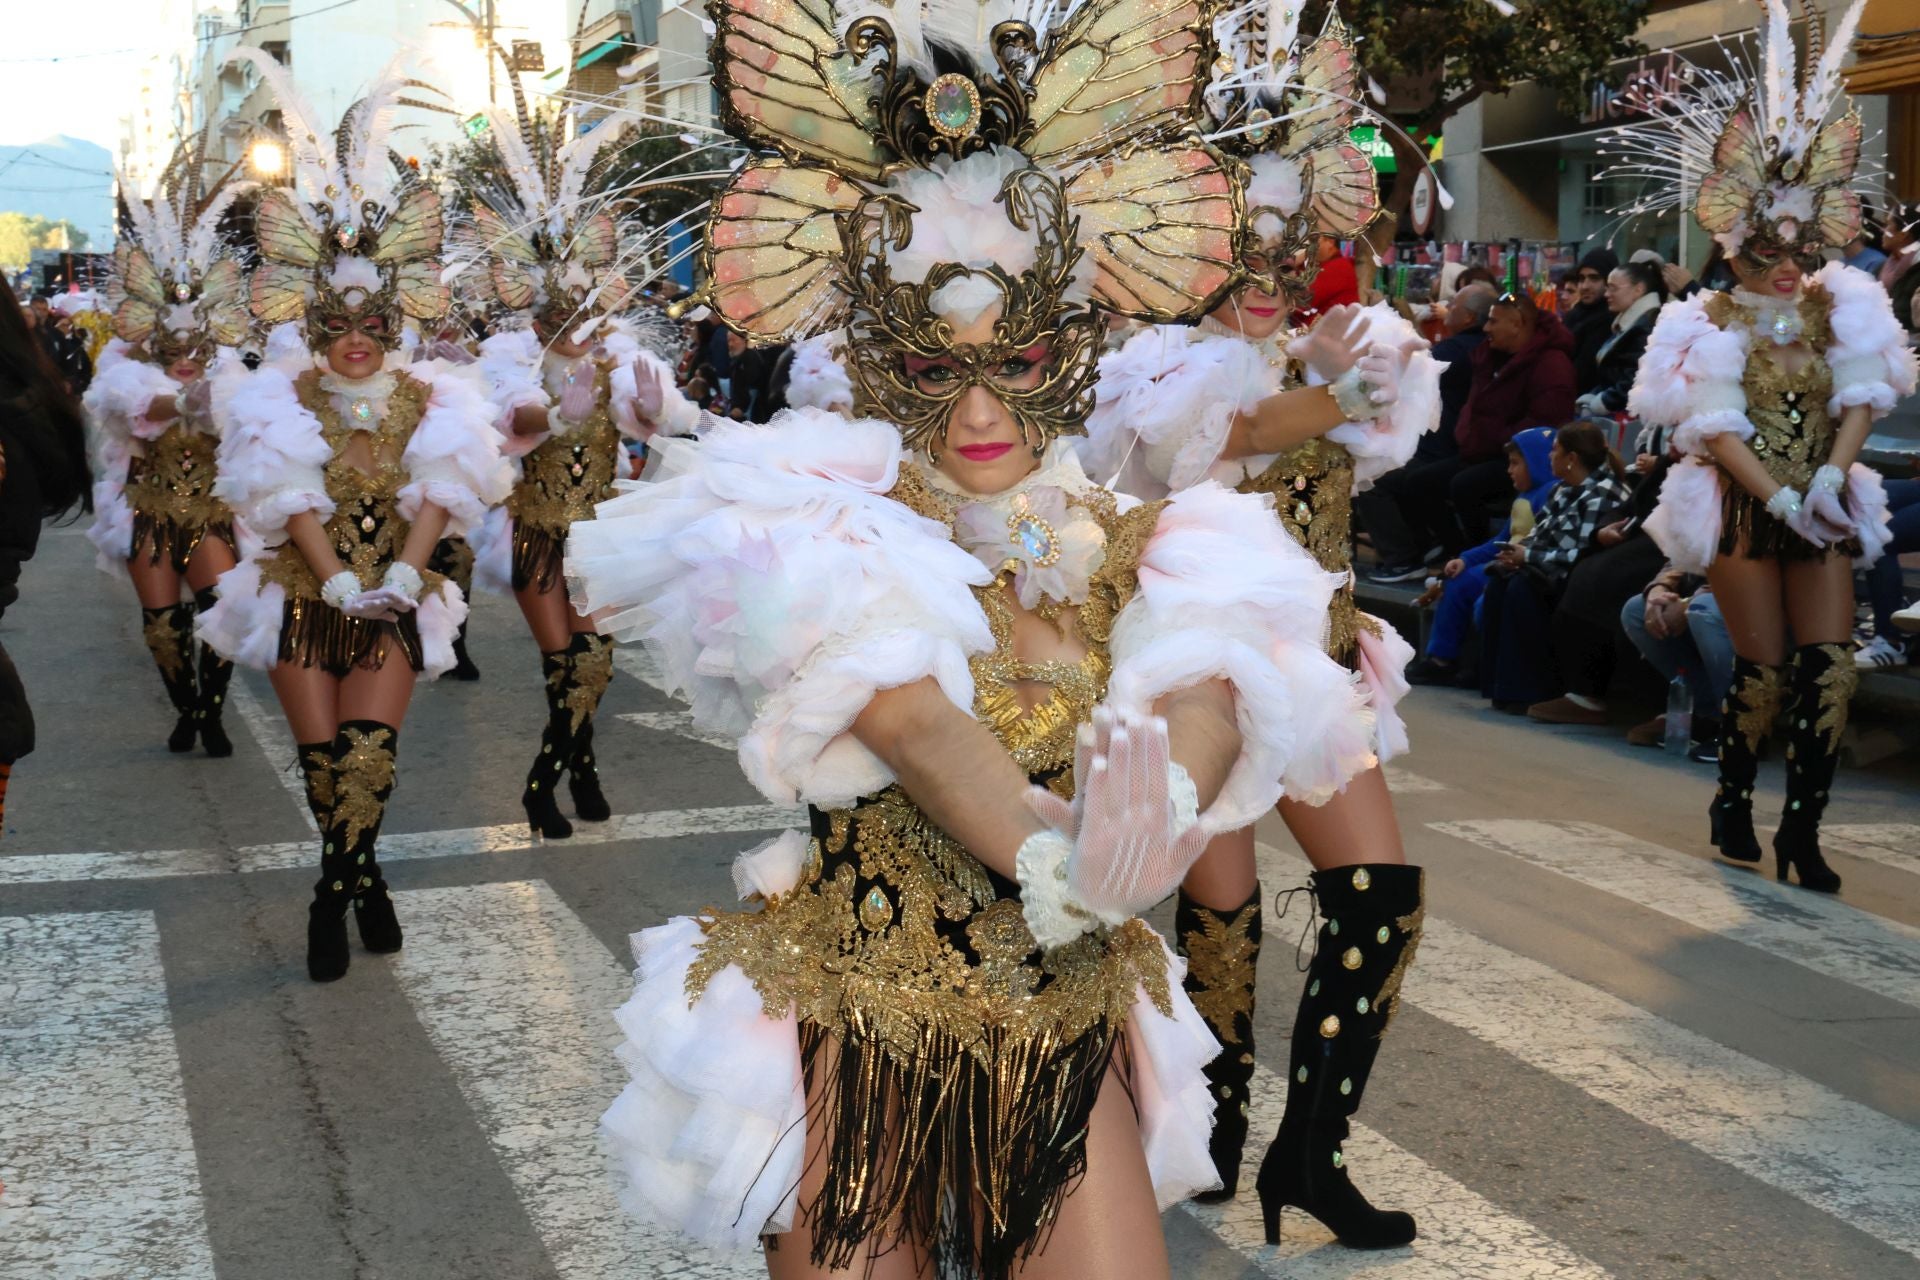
[464,114,490,139]
[1410,169,1437,235]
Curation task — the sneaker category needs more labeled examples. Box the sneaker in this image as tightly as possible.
[1892,601,1920,634]
[1626,715,1665,747]
[1527,696,1608,726]
[1367,561,1431,584]
[1854,635,1908,669]
[1406,657,1459,686]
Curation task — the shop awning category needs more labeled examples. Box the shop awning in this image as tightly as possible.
[1846,0,1920,94]
[576,38,631,71]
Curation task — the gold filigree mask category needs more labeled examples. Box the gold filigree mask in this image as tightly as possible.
[250,185,451,353]
[1240,204,1319,309]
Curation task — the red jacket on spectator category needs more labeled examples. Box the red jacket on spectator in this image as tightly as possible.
[1294,251,1359,326]
[1452,312,1577,462]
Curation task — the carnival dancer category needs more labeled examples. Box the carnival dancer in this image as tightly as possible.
[1081,4,1441,1244]
[454,97,690,837]
[1615,0,1915,893]
[85,139,255,756]
[567,1,1401,1275]
[198,51,512,981]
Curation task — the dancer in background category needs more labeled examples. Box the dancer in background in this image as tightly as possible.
[199,51,511,980]
[84,139,254,756]
[573,0,1383,1273]
[1082,5,1440,1245]
[1614,0,1916,891]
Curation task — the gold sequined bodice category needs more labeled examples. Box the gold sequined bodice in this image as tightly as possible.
[507,361,623,532]
[127,421,229,529]
[1239,436,1370,662]
[687,461,1172,1052]
[261,370,443,599]
[1706,289,1836,492]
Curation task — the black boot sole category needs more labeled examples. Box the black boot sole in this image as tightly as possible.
[523,787,573,839]
[308,909,350,982]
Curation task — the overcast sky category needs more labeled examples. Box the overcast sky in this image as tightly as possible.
[0,3,192,153]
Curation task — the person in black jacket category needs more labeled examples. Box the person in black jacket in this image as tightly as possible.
[1564,247,1618,393]
[1575,261,1667,416]
[0,289,93,837]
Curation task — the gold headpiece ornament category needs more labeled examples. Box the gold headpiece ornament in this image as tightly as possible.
[1202,2,1381,305]
[686,0,1245,452]
[1601,0,1872,270]
[231,47,451,351]
[107,129,254,365]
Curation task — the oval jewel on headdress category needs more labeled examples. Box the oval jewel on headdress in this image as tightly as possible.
[336,224,359,249]
[174,281,192,302]
[926,74,980,140]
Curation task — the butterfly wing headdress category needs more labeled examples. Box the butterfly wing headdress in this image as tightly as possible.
[233,47,452,349]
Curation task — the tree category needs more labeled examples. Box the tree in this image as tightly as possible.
[0,212,91,274]
[1301,0,1648,232]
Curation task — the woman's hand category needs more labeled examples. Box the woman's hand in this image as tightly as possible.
[555,359,598,424]
[1443,557,1465,578]
[1596,519,1629,548]
[1287,304,1370,381]
[1661,262,1694,295]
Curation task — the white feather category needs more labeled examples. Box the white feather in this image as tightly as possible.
[187,183,255,271]
[227,47,341,211]
[1797,0,1867,147]
[1759,0,1794,150]
[341,57,416,216]
[554,127,626,224]
[484,107,550,224]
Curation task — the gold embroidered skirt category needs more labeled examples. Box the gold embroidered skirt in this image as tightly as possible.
[277,596,425,676]
[1718,481,1862,562]
[131,511,236,576]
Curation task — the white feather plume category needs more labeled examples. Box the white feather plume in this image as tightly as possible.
[1796,0,1867,154]
[187,183,256,271]
[340,57,416,216]
[554,126,627,226]
[227,47,341,212]
[1759,0,1795,148]
[484,107,550,225]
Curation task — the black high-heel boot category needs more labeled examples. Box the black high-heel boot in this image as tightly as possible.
[192,588,235,757]
[326,721,405,955]
[1255,864,1424,1249]
[523,648,574,838]
[1175,884,1261,1203]
[1772,643,1853,894]
[1708,657,1784,865]
[565,634,615,822]
[142,603,200,751]
[449,623,481,681]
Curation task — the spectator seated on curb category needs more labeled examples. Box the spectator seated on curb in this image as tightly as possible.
[1855,476,1920,669]
[1406,426,1557,687]
[1618,565,1735,762]
[1476,421,1632,713]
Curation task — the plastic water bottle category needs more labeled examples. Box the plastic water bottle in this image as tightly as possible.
[1664,669,1693,755]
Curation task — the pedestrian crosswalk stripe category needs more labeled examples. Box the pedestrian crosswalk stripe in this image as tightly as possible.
[1384,766,1446,793]
[1824,825,1920,875]
[1429,819,1920,1011]
[0,911,215,1279]
[0,804,803,887]
[617,710,736,751]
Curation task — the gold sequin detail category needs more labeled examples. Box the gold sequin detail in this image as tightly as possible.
[1341,946,1363,970]
[1319,1014,1341,1038]
[1180,899,1260,1044]
[1351,868,1372,891]
[507,362,622,533]
[1706,288,1836,495]
[126,423,231,531]
[1239,436,1379,663]
[564,634,615,733]
[1730,663,1787,753]
[1809,644,1858,751]
[1373,905,1426,1031]
[142,609,189,678]
[331,726,396,851]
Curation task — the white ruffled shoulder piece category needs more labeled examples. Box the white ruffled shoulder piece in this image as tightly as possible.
[599,830,1223,1245]
[1627,293,1753,455]
[209,359,334,545]
[82,344,177,574]
[477,327,546,416]
[1323,304,1445,492]
[784,330,855,414]
[566,409,996,806]
[1082,324,1272,499]
[1106,482,1376,823]
[396,360,515,538]
[1818,260,1920,417]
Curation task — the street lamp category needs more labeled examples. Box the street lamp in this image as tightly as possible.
[249,140,285,178]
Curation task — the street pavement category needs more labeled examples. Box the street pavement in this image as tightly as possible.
[3,521,1918,1280]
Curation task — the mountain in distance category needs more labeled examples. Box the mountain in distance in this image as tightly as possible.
[0,135,116,249]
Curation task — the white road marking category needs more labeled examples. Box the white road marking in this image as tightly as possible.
[1383,767,1446,793]
[612,647,670,694]
[0,804,803,887]
[226,677,314,832]
[1183,1062,1612,1279]
[617,710,735,751]
[1256,840,1920,1260]
[1430,819,1920,1010]
[0,912,215,1279]
[1824,825,1920,875]
[389,881,761,1279]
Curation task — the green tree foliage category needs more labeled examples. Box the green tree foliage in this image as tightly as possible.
[0,212,92,273]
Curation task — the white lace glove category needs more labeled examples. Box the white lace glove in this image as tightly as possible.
[1334,344,1411,420]
[174,375,214,425]
[425,338,476,365]
[382,561,424,602]
[320,570,361,611]
[1286,304,1370,381]
[627,357,703,438]
[1016,708,1207,949]
[341,585,416,621]
[551,359,599,431]
[1767,486,1830,549]
[1803,464,1853,542]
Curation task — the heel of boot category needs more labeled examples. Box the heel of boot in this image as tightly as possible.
[198,711,233,758]
[522,779,572,839]
[307,902,350,982]
[1709,798,1761,863]
[1774,826,1841,893]
[168,712,197,753]
[568,766,611,823]
[1260,1196,1281,1246]
[354,886,404,953]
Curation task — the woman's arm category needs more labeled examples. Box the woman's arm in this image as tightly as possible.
[1221,384,1349,458]
[285,510,348,582]
[1822,403,1873,473]
[396,502,450,573]
[851,675,1241,881]
[1704,433,1784,502]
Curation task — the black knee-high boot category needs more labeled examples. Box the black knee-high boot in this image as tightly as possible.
[566,633,614,822]
[296,740,333,830]
[1709,656,1786,864]
[522,648,575,838]
[1255,864,1424,1248]
[1176,884,1261,1202]
[309,721,402,981]
[1774,643,1854,892]
[141,603,199,752]
[191,587,234,757]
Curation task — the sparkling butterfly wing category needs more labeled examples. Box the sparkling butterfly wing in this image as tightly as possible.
[489,261,539,311]
[1304,139,1380,238]
[395,260,452,321]
[1802,111,1861,189]
[702,157,860,344]
[1285,23,1362,151]
[711,0,890,179]
[373,187,445,266]
[1064,143,1240,321]
[1694,107,1767,234]
[116,242,165,308]
[567,210,619,270]
[198,259,253,346]
[254,188,324,269]
[1026,0,1211,167]
[1813,187,1862,247]
[470,202,538,265]
[250,261,314,325]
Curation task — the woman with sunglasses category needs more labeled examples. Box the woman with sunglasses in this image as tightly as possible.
[1081,11,1443,1246]
[199,53,511,980]
[1621,2,1916,891]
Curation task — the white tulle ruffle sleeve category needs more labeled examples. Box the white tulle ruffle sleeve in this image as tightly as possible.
[1105,483,1376,825]
[396,362,515,538]
[1627,294,1753,456]
[1818,261,1920,417]
[476,329,547,457]
[566,410,996,807]
[210,362,334,544]
[1082,326,1269,499]
[784,331,855,414]
[82,345,174,572]
[1323,306,1445,491]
